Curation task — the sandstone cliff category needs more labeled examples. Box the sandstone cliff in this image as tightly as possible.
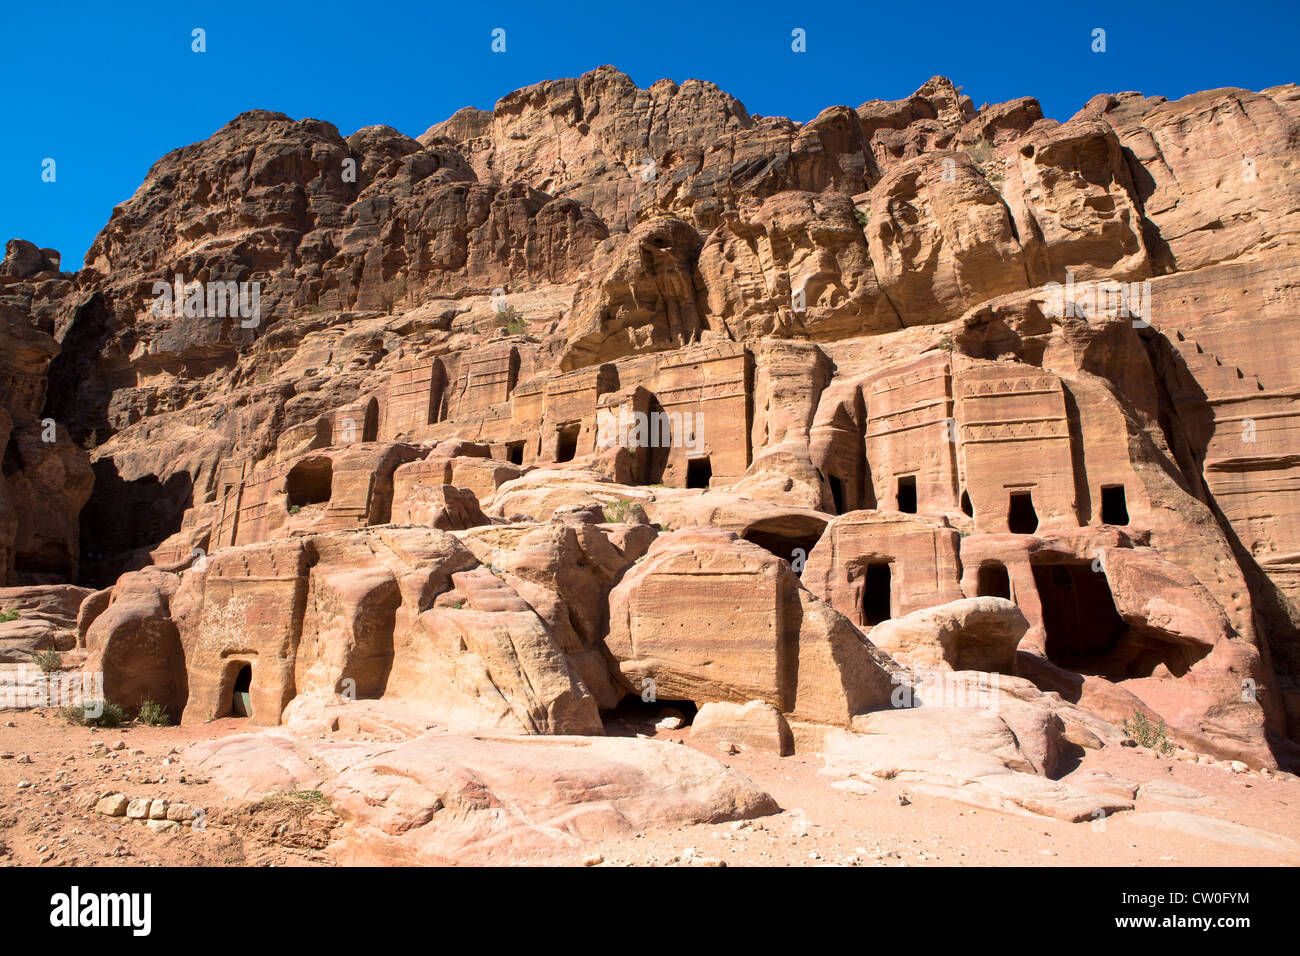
[5,67,1299,772]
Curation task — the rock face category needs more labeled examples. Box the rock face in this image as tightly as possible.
[0,65,1290,777]
[0,300,93,587]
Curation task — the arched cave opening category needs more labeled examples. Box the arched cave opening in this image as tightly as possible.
[78,462,193,589]
[604,693,699,736]
[742,527,824,576]
[1008,491,1039,534]
[1033,563,1126,667]
[359,397,379,443]
[230,663,253,719]
[287,458,333,508]
[828,474,846,515]
[977,562,1011,599]
[555,423,580,463]
[862,562,892,626]
[960,490,973,517]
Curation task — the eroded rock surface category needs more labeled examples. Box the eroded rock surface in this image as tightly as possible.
[0,68,1292,850]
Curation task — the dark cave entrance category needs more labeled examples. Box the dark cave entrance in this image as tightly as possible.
[287,458,333,508]
[78,462,194,589]
[506,441,525,466]
[605,693,699,735]
[1101,485,1129,526]
[960,490,973,517]
[686,456,712,489]
[555,424,579,463]
[896,475,917,514]
[1008,491,1039,534]
[2,436,21,477]
[742,528,824,577]
[977,562,1012,599]
[828,474,846,515]
[230,664,252,719]
[1033,563,1126,667]
[862,562,892,626]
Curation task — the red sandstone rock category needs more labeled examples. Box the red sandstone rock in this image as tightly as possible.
[0,64,1286,778]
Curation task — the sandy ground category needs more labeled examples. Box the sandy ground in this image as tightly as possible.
[578,724,1300,867]
[0,700,1296,868]
[0,707,337,867]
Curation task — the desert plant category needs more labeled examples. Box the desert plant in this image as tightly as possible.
[1122,710,1175,755]
[602,499,648,523]
[137,699,170,726]
[32,649,62,673]
[853,208,869,228]
[495,303,525,329]
[289,504,302,515]
[0,609,18,624]
[506,316,527,335]
[963,136,994,165]
[61,701,128,728]
[962,136,1004,185]
[267,789,331,808]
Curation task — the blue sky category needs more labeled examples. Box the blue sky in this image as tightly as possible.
[3,0,1296,268]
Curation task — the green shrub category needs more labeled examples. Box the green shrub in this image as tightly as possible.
[495,303,526,332]
[289,504,302,515]
[963,136,994,165]
[32,649,62,673]
[1122,710,1175,755]
[853,208,869,228]
[602,499,648,523]
[961,136,1004,185]
[137,699,170,726]
[0,609,18,624]
[61,701,128,728]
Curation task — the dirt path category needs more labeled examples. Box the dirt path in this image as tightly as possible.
[1,704,1296,867]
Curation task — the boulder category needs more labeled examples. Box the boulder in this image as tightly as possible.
[865,597,1028,673]
[607,529,894,726]
[691,700,795,755]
